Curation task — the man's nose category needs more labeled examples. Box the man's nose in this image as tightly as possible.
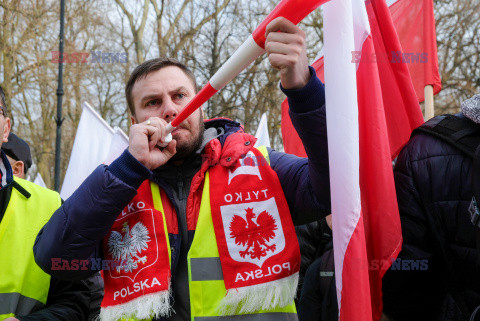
[162,101,178,122]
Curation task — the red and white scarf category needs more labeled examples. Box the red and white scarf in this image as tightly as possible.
[100,145,300,320]
[209,147,301,314]
[100,181,171,321]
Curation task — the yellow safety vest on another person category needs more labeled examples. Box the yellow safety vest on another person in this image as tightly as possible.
[0,178,61,320]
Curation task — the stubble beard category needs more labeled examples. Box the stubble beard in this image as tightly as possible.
[170,113,205,161]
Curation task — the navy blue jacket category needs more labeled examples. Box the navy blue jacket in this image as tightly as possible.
[33,68,331,287]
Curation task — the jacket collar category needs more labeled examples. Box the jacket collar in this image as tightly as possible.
[204,117,243,146]
[202,130,257,169]
[0,149,13,189]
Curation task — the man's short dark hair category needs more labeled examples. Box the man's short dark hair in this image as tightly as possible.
[0,86,7,116]
[125,58,197,117]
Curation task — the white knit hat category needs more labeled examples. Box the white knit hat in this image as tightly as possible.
[461,94,480,124]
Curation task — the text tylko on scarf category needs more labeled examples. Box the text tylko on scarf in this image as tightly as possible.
[210,148,300,291]
[223,189,269,203]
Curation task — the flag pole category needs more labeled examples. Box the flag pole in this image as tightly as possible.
[424,85,434,120]
[54,0,66,191]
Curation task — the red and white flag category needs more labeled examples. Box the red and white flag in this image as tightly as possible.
[322,0,424,320]
[282,0,439,156]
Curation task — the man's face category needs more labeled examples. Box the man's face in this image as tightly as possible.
[0,106,11,150]
[131,66,204,160]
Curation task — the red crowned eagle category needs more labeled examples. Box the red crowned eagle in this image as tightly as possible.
[229,208,277,260]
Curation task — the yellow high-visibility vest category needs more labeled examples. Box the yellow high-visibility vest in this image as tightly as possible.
[183,146,297,320]
[0,178,61,320]
[186,168,297,321]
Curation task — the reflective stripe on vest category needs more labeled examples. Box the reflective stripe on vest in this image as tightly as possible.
[150,182,172,266]
[0,293,45,315]
[187,145,297,320]
[0,178,61,319]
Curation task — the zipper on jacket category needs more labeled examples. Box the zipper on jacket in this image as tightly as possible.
[177,172,185,200]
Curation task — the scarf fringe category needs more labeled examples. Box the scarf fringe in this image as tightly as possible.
[98,286,172,321]
[218,272,298,315]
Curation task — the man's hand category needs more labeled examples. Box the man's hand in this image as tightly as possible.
[128,117,177,170]
[265,17,310,90]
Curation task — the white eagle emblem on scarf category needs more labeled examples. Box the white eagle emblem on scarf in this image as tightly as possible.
[107,222,150,273]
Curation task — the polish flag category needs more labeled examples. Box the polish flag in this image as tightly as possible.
[283,0,439,156]
[323,0,424,320]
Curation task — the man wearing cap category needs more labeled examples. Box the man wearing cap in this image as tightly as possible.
[0,86,92,321]
[2,133,32,179]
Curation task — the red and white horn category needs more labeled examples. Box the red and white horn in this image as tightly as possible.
[162,0,328,145]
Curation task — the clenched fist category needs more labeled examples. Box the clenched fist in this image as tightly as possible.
[128,117,177,170]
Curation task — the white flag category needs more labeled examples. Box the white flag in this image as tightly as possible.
[60,102,115,199]
[254,113,271,148]
[33,173,47,188]
[104,127,129,165]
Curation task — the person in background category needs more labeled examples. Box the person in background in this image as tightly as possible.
[0,86,93,321]
[382,94,480,321]
[295,214,336,321]
[2,132,32,179]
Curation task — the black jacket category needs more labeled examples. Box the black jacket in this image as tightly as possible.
[382,115,480,321]
[295,218,336,321]
[295,218,332,297]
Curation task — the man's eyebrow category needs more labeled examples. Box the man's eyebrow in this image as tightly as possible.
[140,94,161,104]
[169,86,189,94]
[140,86,189,103]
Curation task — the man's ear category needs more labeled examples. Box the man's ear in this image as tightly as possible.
[11,160,25,179]
[130,114,137,125]
[2,117,11,143]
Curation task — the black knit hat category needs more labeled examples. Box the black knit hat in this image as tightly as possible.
[2,133,32,173]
